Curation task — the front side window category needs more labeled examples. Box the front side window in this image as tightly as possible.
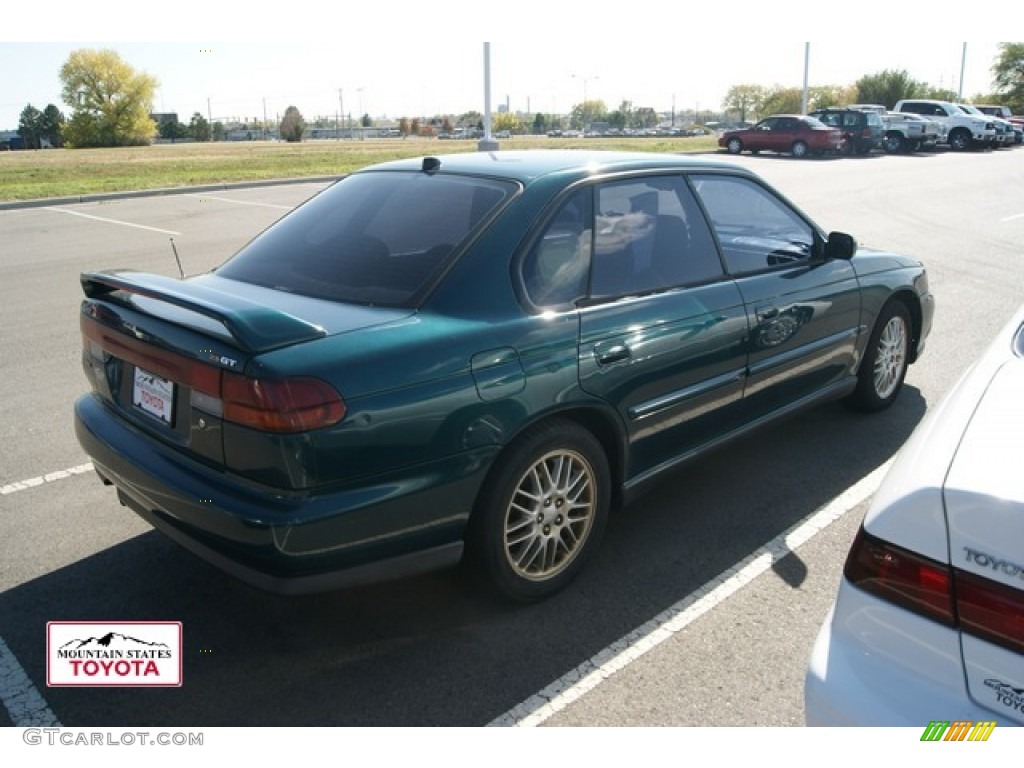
[217,171,518,307]
[691,174,816,275]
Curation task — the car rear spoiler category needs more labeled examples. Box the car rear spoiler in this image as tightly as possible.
[81,270,327,354]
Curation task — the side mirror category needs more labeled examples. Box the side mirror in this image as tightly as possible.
[825,231,857,260]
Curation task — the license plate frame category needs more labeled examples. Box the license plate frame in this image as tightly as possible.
[132,367,175,425]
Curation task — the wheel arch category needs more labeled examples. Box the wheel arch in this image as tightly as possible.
[472,404,628,517]
[890,289,926,364]
[874,290,925,365]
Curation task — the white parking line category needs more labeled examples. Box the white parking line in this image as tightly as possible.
[0,636,61,726]
[44,207,181,235]
[184,193,293,210]
[1,463,94,496]
[1000,212,1024,222]
[488,459,894,727]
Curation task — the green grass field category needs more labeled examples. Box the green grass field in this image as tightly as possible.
[0,135,720,202]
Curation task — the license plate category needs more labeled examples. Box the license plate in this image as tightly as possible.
[133,367,175,425]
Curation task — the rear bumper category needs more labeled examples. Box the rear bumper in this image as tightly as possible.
[75,393,495,594]
[805,583,994,726]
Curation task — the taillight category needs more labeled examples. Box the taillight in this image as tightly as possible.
[221,372,345,433]
[82,313,346,433]
[957,571,1024,655]
[846,526,1024,654]
[844,527,955,626]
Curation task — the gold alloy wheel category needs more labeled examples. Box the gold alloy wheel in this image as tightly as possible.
[503,448,597,582]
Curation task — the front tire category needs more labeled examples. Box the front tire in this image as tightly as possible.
[948,129,972,151]
[726,137,743,154]
[847,301,911,412]
[468,420,610,602]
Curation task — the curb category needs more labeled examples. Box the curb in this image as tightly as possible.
[0,175,343,211]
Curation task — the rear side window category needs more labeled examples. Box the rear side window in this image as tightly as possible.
[590,176,723,299]
[217,171,517,307]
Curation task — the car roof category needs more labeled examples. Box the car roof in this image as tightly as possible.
[358,150,749,186]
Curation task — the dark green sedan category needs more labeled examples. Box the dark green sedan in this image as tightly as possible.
[74,150,934,602]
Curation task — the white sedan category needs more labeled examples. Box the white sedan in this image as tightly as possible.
[805,305,1024,726]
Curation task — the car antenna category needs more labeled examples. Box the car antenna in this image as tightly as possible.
[170,237,185,278]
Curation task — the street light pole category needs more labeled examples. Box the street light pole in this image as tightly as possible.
[342,89,350,141]
[479,42,499,151]
[801,43,810,115]
[357,87,365,139]
[958,43,967,101]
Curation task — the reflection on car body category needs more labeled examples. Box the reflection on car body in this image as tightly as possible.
[74,150,934,602]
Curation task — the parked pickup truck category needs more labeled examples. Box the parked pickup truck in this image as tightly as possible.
[892,99,996,151]
[847,104,940,153]
[974,105,1023,144]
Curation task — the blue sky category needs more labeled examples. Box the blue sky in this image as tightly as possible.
[0,32,1005,130]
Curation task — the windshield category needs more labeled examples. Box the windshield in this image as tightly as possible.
[217,171,518,307]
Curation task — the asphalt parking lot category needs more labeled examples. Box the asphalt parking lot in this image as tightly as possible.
[1,147,1023,729]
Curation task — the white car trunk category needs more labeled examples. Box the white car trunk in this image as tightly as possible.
[945,360,1024,724]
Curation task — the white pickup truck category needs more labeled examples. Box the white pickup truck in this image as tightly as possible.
[892,99,996,151]
[848,104,941,153]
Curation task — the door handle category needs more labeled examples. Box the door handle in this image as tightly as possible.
[595,343,631,365]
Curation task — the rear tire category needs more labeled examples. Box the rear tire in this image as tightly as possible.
[883,133,906,153]
[846,301,911,412]
[791,140,809,158]
[467,420,610,602]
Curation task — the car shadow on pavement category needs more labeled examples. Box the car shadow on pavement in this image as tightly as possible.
[0,387,926,727]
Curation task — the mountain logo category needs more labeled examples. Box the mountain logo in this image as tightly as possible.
[47,622,183,687]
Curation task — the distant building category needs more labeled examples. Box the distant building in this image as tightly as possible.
[150,112,179,127]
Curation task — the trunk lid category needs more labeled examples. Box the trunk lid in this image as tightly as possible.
[80,270,411,476]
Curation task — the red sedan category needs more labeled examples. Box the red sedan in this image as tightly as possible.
[719,115,842,158]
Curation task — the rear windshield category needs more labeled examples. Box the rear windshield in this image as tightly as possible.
[216,171,518,306]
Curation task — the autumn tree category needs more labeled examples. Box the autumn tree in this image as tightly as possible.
[722,84,766,123]
[760,87,804,116]
[492,112,523,134]
[280,106,306,142]
[569,99,607,130]
[59,49,158,147]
